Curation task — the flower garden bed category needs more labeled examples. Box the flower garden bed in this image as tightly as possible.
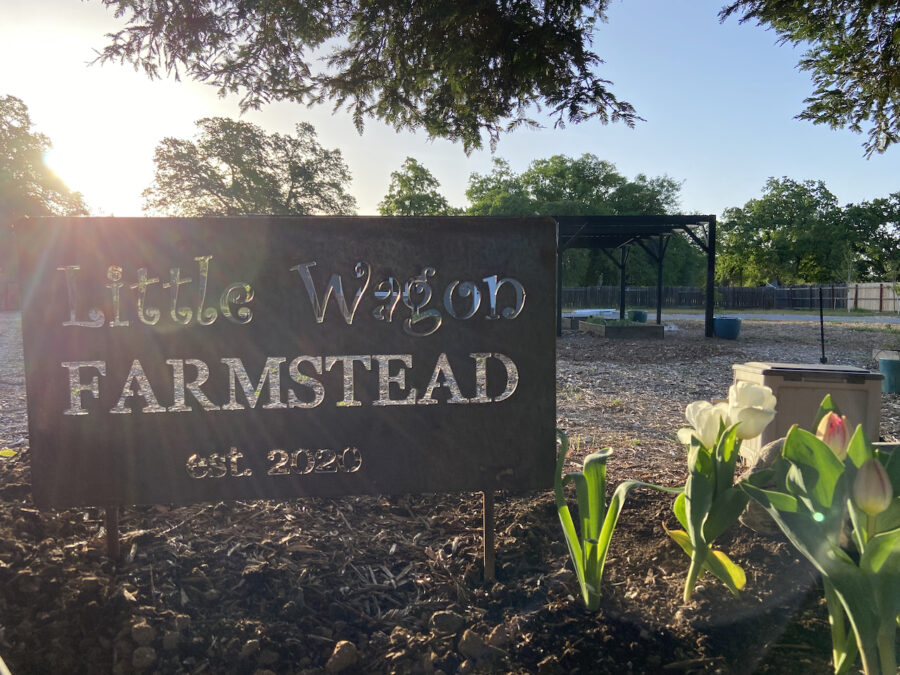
[0,312,899,673]
[579,317,664,339]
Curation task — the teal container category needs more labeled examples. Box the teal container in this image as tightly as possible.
[879,358,900,393]
[627,310,648,323]
[713,316,741,340]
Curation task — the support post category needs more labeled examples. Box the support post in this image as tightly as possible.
[655,236,670,325]
[619,246,628,319]
[557,247,563,337]
[635,237,668,325]
[819,286,827,364]
[656,251,664,324]
[482,491,495,582]
[105,505,120,561]
[704,217,716,338]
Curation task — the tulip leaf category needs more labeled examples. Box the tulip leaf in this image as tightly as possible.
[673,491,688,530]
[706,549,746,596]
[664,525,694,556]
[824,580,860,675]
[565,472,591,543]
[859,527,900,575]
[582,452,610,541]
[882,446,900,493]
[782,427,845,509]
[744,467,775,488]
[740,481,799,513]
[714,424,740,465]
[812,394,841,431]
[846,424,873,469]
[873,498,900,534]
[554,430,571,505]
[555,502,587,601]
[857,538,900,658]
[562,471,591,532]
[745,483,857,574]
[685,471,713,550]
[712,426,740,496]
[703,488,749,543]
[689,444,713,478]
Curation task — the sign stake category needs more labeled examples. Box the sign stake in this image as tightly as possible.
[105,505,120,561]
[482,490,495,582]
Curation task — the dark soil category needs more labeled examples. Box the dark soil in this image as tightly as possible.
[0,313,897,674]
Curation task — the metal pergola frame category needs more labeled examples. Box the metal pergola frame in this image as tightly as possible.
[553,214,717,337]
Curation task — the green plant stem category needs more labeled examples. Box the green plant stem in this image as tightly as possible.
[683,550,705,603]
[866,514,877,543]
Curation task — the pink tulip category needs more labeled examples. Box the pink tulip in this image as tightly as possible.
[816,412,850,460]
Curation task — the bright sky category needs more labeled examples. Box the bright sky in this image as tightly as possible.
[2,0,899,217]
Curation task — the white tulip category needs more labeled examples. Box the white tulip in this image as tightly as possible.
[727,382,776,440]
[681,400,730,448]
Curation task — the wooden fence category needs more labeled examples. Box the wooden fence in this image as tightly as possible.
[846,283,900,312]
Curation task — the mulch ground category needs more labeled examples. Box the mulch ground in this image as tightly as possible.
[0,311,898,674]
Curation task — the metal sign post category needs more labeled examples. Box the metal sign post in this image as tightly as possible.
[482,491,495,581]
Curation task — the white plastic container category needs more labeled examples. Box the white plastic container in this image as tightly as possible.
[732,362,882,460]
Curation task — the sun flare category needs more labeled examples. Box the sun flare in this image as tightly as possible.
[43,144,149,216]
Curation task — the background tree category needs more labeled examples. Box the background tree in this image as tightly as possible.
[464,154,704,286]
[464,159,536,217]
[142,118,356,216]
[843,193,900,281]
[95,0,638,152]
[717,177,849,285]
[721,1,900,156]
[1,95,87,289]
[378,158,460,215]
[0,95,87,224]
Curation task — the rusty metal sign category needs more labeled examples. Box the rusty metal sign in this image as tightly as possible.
[16,217,557,508]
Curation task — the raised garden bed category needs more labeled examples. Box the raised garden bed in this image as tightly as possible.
[579,318,664,339]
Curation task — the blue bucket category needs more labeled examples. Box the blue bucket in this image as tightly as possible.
[714,316,741,340]
[628,310,648,323]
[879,358,900,393]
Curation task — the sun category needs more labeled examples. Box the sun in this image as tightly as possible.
[42,147,78,189]
[43,144,148,216]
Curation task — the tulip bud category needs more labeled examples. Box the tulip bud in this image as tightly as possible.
[853,458,893,517]
[816,412,850,460]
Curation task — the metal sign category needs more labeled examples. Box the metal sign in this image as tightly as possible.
[16,217,557,508]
